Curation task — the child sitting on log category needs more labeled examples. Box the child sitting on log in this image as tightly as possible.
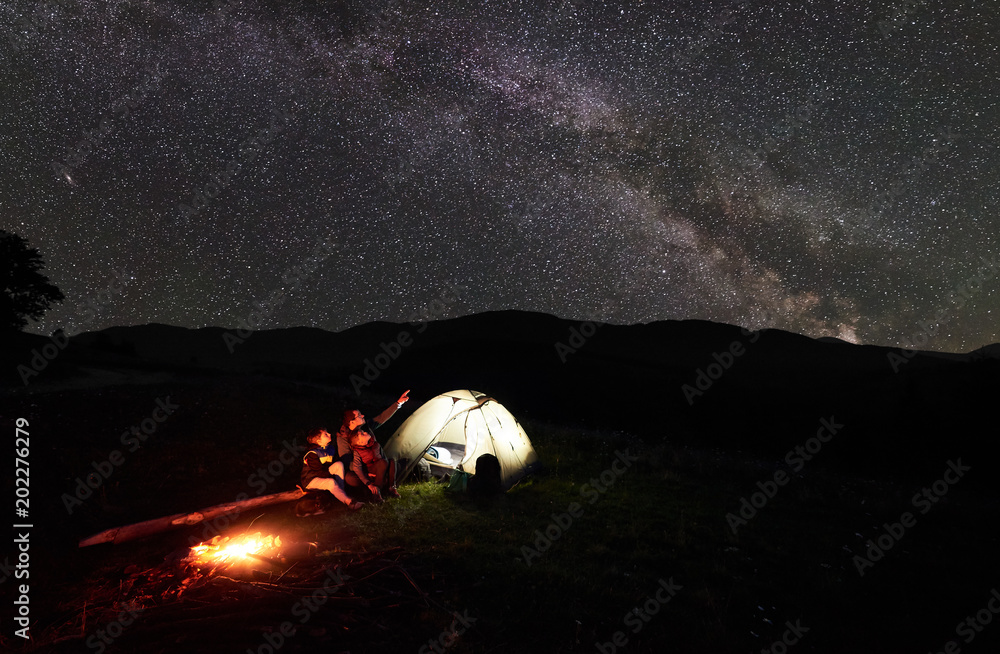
[301,428,363,510]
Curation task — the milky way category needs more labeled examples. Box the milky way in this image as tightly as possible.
[2,0,997,352]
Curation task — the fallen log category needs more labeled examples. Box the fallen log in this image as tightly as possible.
[78,489,305,548]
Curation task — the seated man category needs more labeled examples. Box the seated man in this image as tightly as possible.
[301,428,363,510]
[336,390,410,500]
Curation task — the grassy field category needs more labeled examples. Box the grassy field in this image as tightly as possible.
[8,375,1000,653]
[324,425,1000,653]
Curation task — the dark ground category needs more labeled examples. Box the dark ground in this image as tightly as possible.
[3,314,1000,652]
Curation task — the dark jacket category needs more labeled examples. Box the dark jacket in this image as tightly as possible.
[300,444,337,487]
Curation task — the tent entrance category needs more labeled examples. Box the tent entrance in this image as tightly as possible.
[422,442,466,477]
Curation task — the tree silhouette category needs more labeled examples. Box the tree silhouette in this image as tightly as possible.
[0,229,64,331]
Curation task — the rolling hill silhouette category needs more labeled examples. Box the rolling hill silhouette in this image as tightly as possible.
[4,310,998,484]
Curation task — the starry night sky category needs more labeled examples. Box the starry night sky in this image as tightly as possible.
[2,0,997,352]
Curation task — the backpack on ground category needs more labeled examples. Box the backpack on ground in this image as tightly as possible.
[468,453,503,496]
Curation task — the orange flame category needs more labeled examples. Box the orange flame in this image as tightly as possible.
[187,532,283,567]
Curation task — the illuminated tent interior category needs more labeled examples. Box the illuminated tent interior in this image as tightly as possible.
[384,390,540,490]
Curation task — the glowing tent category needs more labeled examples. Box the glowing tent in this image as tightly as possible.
[384,390,540,490]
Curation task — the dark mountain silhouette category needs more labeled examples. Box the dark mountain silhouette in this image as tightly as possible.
[4,310,998,485]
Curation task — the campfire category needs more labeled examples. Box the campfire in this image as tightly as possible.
[158,531,304,598]
[186,532,284,570]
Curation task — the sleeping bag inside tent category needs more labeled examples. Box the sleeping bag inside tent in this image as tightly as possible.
[384,390,540,490]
